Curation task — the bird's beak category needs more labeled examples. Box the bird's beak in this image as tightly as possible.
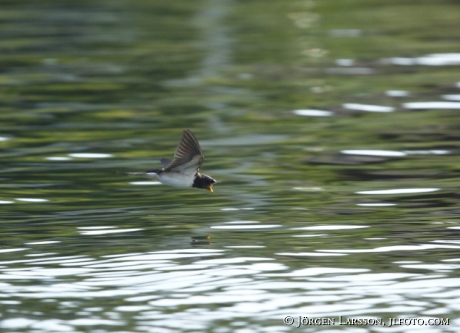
[207,184,214,193]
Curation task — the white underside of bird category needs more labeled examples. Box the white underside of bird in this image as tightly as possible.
[145,171,195,187]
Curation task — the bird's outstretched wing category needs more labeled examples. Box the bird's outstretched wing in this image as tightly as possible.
[163,129,204,173]
[160,158,172,168]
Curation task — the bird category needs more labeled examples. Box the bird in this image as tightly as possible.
[127,129,217,192]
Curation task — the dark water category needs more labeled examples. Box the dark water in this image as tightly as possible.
[1,0,460,332]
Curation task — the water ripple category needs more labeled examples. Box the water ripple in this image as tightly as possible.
[343,103,395,112]
[342,150,406,157]
[68,153,113,158]
[386,53,460,66]
[403,101,460,110]
[293,109,333,117]
[211,224,281,230]
[319,243,460,254]
[292,225,368,231]
[357,188,439,195]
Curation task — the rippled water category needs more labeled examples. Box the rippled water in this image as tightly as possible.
[1,0,460,332]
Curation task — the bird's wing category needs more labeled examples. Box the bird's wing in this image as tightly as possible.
[163,129,204,173]
[160,158,172,168]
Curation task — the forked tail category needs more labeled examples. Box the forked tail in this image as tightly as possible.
[126,172,147,176]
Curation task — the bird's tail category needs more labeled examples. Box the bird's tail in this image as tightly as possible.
[126,170,161,180]
[126,172,147,176]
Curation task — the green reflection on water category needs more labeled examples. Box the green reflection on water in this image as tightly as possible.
[0,0,459,260]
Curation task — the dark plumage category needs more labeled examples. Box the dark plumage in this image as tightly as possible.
[193,173,217,191]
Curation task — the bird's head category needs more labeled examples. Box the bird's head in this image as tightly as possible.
[194,173,217,193]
